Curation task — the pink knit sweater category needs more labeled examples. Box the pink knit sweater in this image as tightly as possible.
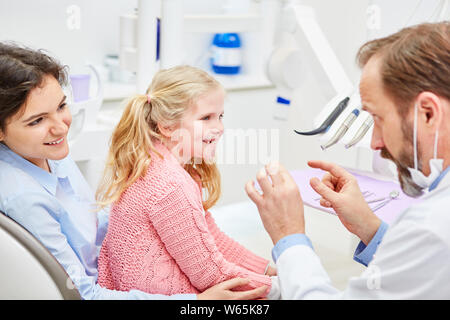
[97,142,272,296]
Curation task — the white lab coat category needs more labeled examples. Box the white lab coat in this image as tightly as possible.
[277,172,450,299]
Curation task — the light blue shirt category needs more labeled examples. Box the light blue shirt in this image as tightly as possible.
[352,220,388,266]
[0,143,196,300]
[271,221,386,266]
[272,233,313,263]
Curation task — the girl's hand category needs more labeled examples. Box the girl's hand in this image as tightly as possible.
[265,266,277,276]
[197,278,267,300]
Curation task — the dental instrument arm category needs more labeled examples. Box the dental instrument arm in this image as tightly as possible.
[320,108,360,150]
[294,96,350,136]
[345,115,374,149]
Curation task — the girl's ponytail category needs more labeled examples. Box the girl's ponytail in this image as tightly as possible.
[96,94,160,208]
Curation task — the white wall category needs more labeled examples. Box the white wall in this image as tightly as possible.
[0,0,138,73]
[367,0,449,40]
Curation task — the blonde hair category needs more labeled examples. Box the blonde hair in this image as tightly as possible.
[96,65,223,210]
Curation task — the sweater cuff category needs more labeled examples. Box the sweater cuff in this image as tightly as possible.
[245,271,272,297]
[238,255,270,274]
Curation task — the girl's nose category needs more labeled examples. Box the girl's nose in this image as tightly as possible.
[212,127,223,138]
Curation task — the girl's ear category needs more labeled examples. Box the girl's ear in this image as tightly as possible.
[157,122,176,139]
[0,131,4,141]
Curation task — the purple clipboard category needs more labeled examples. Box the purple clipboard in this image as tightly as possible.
[289,168,422,224]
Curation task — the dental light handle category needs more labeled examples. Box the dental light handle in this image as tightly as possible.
[320,108,360,150]
[294,96,350,136]
[345,115,374,149]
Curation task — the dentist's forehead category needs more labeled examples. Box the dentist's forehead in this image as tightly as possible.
[359,56,384,110]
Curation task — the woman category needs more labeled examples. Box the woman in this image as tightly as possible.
[0,42,267,300]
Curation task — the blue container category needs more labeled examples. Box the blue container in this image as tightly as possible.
[211,33,242,75]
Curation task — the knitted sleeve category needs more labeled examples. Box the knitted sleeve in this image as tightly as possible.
[204,211,270,274]
[147,181,272,294]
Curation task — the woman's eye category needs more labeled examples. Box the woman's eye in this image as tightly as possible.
[219,114,224,119]
[201,116,210,121]
[29,118,43,126]
[58,103,67,111]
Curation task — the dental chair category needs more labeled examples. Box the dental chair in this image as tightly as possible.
[0,211,81,300]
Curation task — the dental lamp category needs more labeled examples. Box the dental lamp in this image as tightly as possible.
[266,2,371,151]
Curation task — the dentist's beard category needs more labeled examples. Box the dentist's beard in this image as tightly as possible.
[380,147,424,198]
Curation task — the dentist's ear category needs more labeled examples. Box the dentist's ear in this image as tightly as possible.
[417,92,444,130]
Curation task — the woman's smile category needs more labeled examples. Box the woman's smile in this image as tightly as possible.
[44,136,65,146]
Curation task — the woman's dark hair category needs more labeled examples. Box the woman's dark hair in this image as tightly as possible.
[0,42,68,132]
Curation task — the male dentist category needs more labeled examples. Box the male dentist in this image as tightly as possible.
[245,22,450,299]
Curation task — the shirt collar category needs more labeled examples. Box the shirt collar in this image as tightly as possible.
[0,143,67,196]
[428,165,450,192]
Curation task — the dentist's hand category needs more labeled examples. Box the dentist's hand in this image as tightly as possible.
[245,162,305,245]
[307,160,381,245]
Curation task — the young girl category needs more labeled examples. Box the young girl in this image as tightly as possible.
[96,65,280,298]
[0,42,264,300]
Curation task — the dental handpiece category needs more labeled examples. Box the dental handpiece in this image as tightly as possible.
[294,96,350,136]
[345,115,374,149]
[320,109,360,150]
